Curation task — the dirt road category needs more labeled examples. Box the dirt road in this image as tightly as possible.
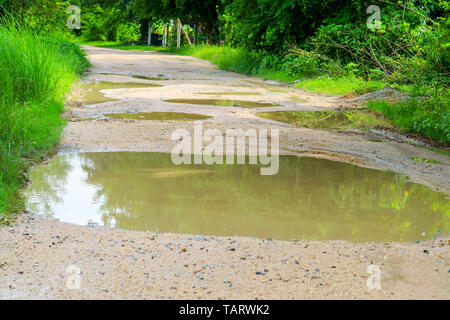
[0,46,448,299]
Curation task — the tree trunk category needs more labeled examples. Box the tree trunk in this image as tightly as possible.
[177,19,192,47]
[176,19,181,48]
[162,24,167,47]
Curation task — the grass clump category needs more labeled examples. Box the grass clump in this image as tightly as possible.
[368,88,450,144]
[410,157,443,165]
[0,20,89,217]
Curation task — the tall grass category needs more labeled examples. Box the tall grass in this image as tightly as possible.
[0,19,89,218]
[171,45,263,75]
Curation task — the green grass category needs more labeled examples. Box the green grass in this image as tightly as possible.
[83,41,168,52]
[410,157,443,165]
[0,20,89,219]
[368,89,450,143]
[169,45,261,74]
[294,76,385,95]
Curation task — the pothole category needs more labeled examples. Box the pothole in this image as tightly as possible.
[69,81,162,105]
[25,152,449,242]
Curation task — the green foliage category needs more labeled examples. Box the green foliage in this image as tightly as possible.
[133,0,223,43]
[117,22,140,42]
[81,5,124,41]
[0,19,89,215]
[0,0,74,34]
[221,0,353,52]
[310,1,449,84]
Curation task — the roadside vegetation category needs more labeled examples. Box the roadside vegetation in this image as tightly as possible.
[0,18,89,218]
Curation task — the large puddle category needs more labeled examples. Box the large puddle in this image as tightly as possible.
[104,112,212,121]
[71,81,162,105]
[164,99,282,108]
[25,152,449,242]
[257,110,393,130]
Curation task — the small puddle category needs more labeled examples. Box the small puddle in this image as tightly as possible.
[25,152,449,242]
[104,112,212,121]
[257,110,393,130]
[196,92,262,96]
[98,73,169,81]
[164,99,282,108]
[70,81,162,105]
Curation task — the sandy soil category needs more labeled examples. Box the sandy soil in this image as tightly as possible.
[1,46,449,299]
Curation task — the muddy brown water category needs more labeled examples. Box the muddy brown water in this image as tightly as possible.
[25,152,449,242]
[71,81,162,105]
[164,99,282,108]
[257,110,392,130]
[104,112,212,121]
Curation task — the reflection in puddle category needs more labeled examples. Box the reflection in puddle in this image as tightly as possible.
[70,81,162,105]
[25,152,449,242]
[104,112,212,121]
[164,99,282,108]
[257,110,393,130]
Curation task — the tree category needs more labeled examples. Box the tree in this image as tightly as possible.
[133,0,224,43]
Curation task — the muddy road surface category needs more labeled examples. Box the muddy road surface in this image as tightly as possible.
[1,46,448,299]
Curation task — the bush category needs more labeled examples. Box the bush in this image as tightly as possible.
[117,23,140,42]
[81,6,125,41]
